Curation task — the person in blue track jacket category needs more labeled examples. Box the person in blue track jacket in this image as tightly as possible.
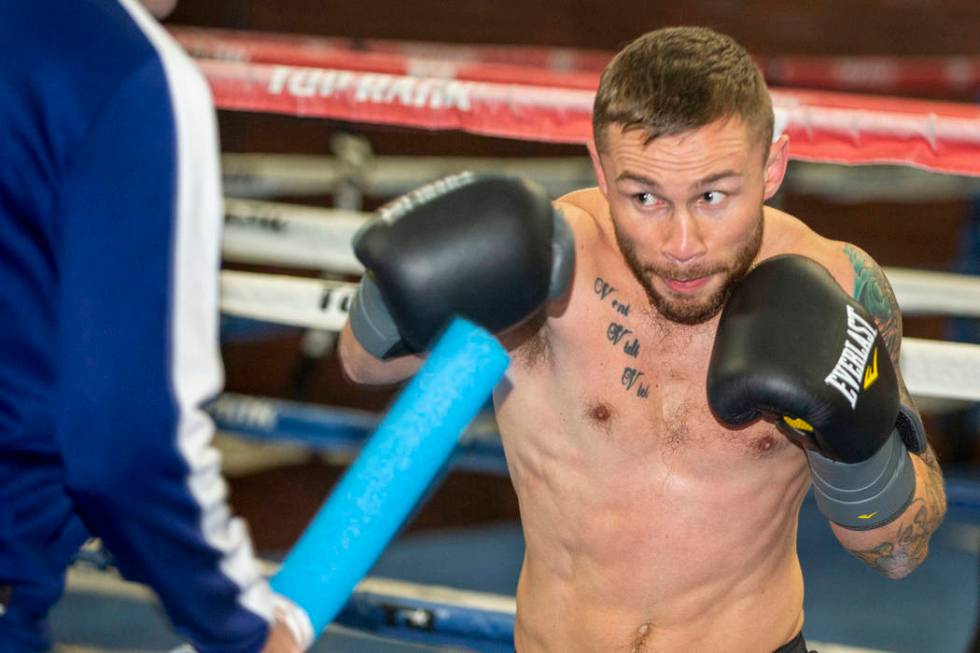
[0,1,310,650]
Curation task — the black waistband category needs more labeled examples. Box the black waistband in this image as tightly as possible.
[773,631,809,653]
[515,630,810,653]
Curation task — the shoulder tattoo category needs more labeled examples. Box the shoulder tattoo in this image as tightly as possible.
[843,244,902,357]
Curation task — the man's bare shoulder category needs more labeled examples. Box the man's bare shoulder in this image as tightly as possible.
[502,188,608,370]
[761,206,908,363]
[761,206,854,291]
[555,185,602,211]
[554,187,609,245]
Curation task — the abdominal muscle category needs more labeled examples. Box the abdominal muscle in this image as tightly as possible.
[495,378,811,653]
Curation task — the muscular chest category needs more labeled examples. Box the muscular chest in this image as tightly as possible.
[520,267,788,465]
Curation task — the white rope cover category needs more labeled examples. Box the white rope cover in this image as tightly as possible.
[222,153,597,199]
[222,153,980,203]
[220,271,355,331]
[886,268,980,318]
[217,271,980,402]
[901,338,980,402]
[223,198,367,272]
[221,198,980,319]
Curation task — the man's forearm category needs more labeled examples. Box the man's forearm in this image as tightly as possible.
[338,322,424,386]
[830,446,946,578]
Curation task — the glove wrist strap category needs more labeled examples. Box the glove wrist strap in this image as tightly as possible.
[349,275,409,360]
[805,427,915,530]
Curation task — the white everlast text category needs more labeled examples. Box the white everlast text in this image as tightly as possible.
[824,305,877,409]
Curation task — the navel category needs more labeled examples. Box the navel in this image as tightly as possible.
[631,622,652,653]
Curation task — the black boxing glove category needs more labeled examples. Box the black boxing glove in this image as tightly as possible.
[348,172,574,359]
[707,255,927,530]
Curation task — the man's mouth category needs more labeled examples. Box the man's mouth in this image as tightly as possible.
[663,275,712,293]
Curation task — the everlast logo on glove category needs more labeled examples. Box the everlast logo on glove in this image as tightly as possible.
[825,305,879,409]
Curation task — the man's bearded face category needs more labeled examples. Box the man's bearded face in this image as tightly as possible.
[614,213,763,325]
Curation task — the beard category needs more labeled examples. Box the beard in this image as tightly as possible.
[614,214,763,325]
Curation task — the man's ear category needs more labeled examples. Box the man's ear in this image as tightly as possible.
[763,134,790,201]
[587,138,609,196]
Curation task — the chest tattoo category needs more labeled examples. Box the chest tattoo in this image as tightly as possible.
[594,275,651,400]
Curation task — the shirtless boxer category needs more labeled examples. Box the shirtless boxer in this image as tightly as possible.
[339,27,947,653]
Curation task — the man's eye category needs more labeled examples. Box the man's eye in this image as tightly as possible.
[702,191,727,205]
[634,192,658,207]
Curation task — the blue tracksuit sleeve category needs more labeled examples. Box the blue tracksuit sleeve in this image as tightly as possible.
[54,25,274,653]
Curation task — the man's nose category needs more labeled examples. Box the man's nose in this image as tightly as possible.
[661,210,707,264]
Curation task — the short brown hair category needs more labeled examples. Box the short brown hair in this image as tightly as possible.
[592,27,773,157]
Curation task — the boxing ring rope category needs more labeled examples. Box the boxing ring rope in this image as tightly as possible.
[218,194,980,403]
[222,153,979,202]
[200,58,980,176]
[221,197,980,317]
[171,26,980,97]
[218,269,980,403]
[205,392,980,534]
[209,392,508,477]
[222,203,980,318]
[221,155,600,200]
[175,25,980,176]
[205,392,980,521]
[223,199,366,272]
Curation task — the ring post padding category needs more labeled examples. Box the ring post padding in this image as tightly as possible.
[270,317,509,638]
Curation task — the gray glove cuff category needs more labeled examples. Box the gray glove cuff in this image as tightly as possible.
[547,209,575,301]
[806,427,915,530]
[348,275,408,360]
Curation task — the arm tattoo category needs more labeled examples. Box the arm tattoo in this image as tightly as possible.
[845,445,946,578]
[847,503,931,577]
[843,244,911,404]
[844,244,902,359]
[841,245,946,576]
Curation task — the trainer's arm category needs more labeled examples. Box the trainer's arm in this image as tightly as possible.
[56,56,281,651]
[338,320,424,386]
[830,246,947,578]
